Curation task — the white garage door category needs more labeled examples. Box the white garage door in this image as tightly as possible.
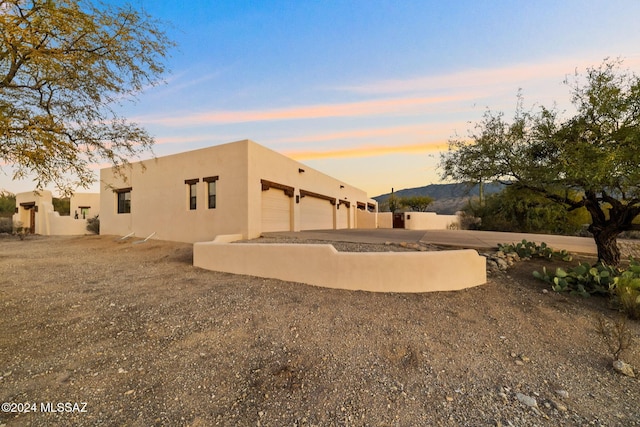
[300,195,334,230]
[336,203,349,229]
[261,188,291,232]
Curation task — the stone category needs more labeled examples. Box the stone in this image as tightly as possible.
[516,392,537,408]
[551,399,568,412]
[613,360,635,377]
[555,389,569,399]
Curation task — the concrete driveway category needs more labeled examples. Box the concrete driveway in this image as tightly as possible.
[262,229,599,255]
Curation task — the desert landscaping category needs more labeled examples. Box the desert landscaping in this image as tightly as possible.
[0,234,638,426]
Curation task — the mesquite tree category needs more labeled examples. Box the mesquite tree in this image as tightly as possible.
[440,60,640,266]
[0,0,174,193]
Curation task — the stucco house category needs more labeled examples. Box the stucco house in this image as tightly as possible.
[100,139,378,243]
[13,190,99,235]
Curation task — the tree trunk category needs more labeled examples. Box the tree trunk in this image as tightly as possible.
[591,227,621,266]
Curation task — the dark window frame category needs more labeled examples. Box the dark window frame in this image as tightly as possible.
[204,176,218,209]
[115,188,132,214]
[185,179,199,210]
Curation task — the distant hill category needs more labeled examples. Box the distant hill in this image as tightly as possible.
[373,182,505,214]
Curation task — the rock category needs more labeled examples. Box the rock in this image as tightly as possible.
[516,392,537,408]
[551,399,568,411]
[555,389,569,399]
[495,258,509,270]
[613,360,635,377]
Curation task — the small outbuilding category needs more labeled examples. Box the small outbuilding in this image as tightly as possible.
[13,190,99,235]
[100,139,378,243]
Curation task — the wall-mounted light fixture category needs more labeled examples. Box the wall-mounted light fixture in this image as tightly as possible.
[298,168,305,173]
[340,185,344,189]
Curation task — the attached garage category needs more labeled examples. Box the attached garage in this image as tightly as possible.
[300,190,335,231]
[261,180,293,232]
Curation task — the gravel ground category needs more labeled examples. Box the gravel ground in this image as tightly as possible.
[0,234,639,427]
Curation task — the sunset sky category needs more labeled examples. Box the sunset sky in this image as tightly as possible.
[3,0,640,197]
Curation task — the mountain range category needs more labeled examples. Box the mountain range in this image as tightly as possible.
[372,182,505,214]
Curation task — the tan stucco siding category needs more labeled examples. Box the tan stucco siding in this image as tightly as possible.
[100,140,376,243]
[100,141,250,243]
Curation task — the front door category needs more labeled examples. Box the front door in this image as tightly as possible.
[29,208,36,234]
[393,212,405,229]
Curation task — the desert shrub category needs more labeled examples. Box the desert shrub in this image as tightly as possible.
[86,215,100,234]
[612,264,640,319]
[595,315,634,360]
[498,239,572,261]
[0,217,13,233]
[534,262,616,297]
[535,258,640,318]
[464,186,589,235]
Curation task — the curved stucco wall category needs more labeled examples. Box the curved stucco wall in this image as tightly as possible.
[193,237,486,293]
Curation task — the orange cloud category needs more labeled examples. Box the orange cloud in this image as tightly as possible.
[284,141,448,161]
[277,124,439,144]
[138,94,477,126]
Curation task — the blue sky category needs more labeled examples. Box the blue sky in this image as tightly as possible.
[3,0,640,197]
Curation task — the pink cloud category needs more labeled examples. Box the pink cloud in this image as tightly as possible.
[137,94,478,126]
[339,56,640,95]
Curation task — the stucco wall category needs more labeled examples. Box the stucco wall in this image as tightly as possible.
[48,212,91,235]
[194,238,486,293]
[377,212,459,230]
[356,210,377,229]
[404,212,459,230]
[377,212,393,228]
[70,193,101,219]
[100,141,251,243]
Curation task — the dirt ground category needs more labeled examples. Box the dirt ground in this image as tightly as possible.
[0,234,639,427]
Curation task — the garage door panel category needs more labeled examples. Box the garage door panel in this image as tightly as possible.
[300,196,333,230]
[261,188,291,232]
[336,205,349,229]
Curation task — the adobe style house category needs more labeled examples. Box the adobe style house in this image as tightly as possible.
[13,190,99,235]
[100,139,378,243]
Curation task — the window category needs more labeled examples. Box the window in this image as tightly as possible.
[189,183,197,210]
[207,181,216,209]
[116,189,131,214]
[79,206,91,219]
[204,176,218,209]
[185,179,199,210]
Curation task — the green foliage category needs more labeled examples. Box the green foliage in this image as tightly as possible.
[0,0,175,194]
[533,262,616,296]
[52,197,70,216]
[498,239,573,261]
[440,59,640,266]
[613,263,640,319]
[0,190,16,217]
[534,258,640,317]
[384,194,401,213]
[0,217,12,233]
[86,215,100,235]
[470,185,574,233]
[465,186,589,235]
[398,195,434,212]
